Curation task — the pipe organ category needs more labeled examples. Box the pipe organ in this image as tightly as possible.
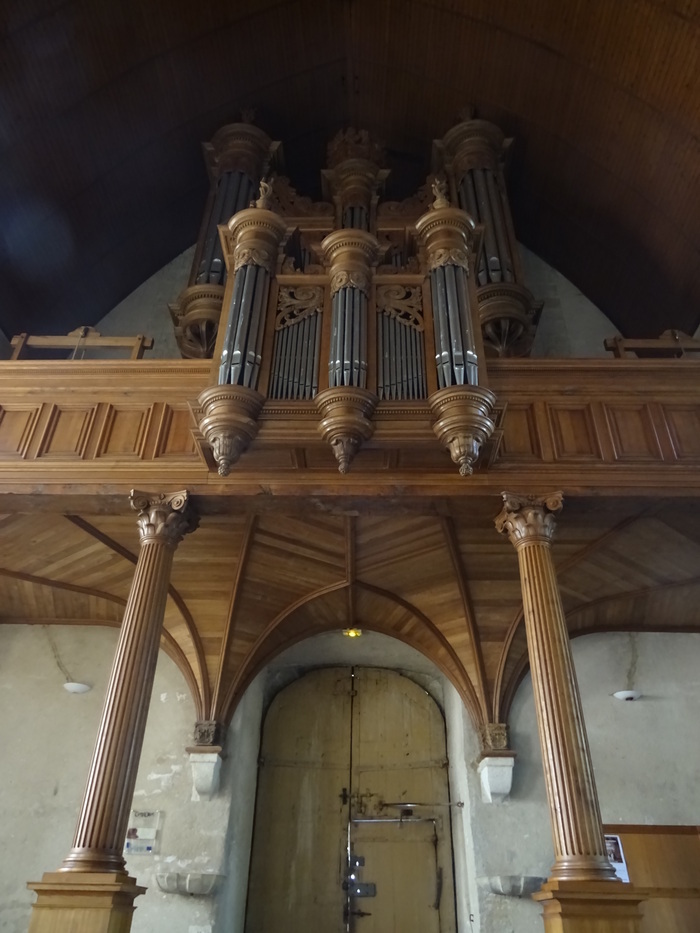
[190,117,541,476]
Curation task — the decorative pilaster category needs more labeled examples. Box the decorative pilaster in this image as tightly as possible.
[417,182,496,475]
[28,491,197,933]
[170,119,279,359]
[494,492,615,883]
[437,117,541,356]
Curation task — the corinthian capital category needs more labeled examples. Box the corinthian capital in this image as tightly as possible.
[494,491,563,549]
[130,490,198,547]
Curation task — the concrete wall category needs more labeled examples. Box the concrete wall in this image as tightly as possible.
[446,630,700,933]
[2,625,697,933]
[0,623,252,933]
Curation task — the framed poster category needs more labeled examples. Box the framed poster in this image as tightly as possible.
[124,809,162,855]
[604,833,630,882]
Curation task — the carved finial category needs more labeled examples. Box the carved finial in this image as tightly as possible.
[255,178,274,210]
[240,108,256,125]
[327,128,385,168]
[458,104,476,122]
[431,176,450,210]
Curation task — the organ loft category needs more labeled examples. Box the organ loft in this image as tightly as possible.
[3,112,698,933]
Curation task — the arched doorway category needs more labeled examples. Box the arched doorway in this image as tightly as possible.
[245,666,458,933]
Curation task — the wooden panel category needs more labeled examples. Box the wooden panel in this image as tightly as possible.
[499,403,541,460]
[663,405,700,460]
[36,405,97,459]
[605,404,663,461]
[603,826,700,933]
[0,406,40,459]
[548,404,602,460]
[95,405,151,459]
[154,406,197,458]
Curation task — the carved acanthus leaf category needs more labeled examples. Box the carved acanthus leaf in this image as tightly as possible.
[330,270,370,297]
[428,247,470,272]
[130,490,198,546]
[275,285,324,329]
[376,285,424,331]
[494,492,564,548]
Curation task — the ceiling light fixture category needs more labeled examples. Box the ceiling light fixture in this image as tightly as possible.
[342,628,362,638]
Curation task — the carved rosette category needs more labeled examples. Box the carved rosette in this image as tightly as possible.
[169,284,225,359]
[196,385,265,476]
[321,229,380,296]
[130,490,198,548]
[478,282,542,357]
[415,204,477,273]
[224,206,288,275]
[429,385,497,476]
[494,492,564,549]
[315,386,378,474]
[203,122,277,180]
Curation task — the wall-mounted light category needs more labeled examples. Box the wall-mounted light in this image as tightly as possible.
[342,628,362,638]
[613,690,642,701]
[63,682,92,694]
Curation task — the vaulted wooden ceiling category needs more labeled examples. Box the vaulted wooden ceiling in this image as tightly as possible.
[2,497,699,731]
[1,0,699,343]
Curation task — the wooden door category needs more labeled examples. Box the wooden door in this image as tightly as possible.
[245,667,457,933]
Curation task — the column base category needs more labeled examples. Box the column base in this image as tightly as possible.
[27,871,146,933]
[533,880,644,933]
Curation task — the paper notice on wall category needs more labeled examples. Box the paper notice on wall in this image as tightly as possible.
[604,834,630,882]
[125,810,162,855]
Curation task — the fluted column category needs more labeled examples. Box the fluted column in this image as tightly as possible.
[495,492,615,883]
[60,490,197,874]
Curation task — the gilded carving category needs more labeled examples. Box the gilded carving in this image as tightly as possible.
[129,490,198,547]
[327,128,384,168]
[275,286,324,329]
[322,229,379,297]
[428,247,470,272]
[376,285,424,330]
[494,492,564,548]
[226,207,288,275]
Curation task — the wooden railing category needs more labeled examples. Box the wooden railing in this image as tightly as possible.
[10,327,153,360]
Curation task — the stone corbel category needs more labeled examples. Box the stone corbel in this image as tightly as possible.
[187,748,223,799]
[187,720,225,799]
[477,721,515,803]
[477,753,516,804]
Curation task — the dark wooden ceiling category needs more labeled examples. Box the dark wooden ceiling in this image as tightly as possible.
[1,0,699,342]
